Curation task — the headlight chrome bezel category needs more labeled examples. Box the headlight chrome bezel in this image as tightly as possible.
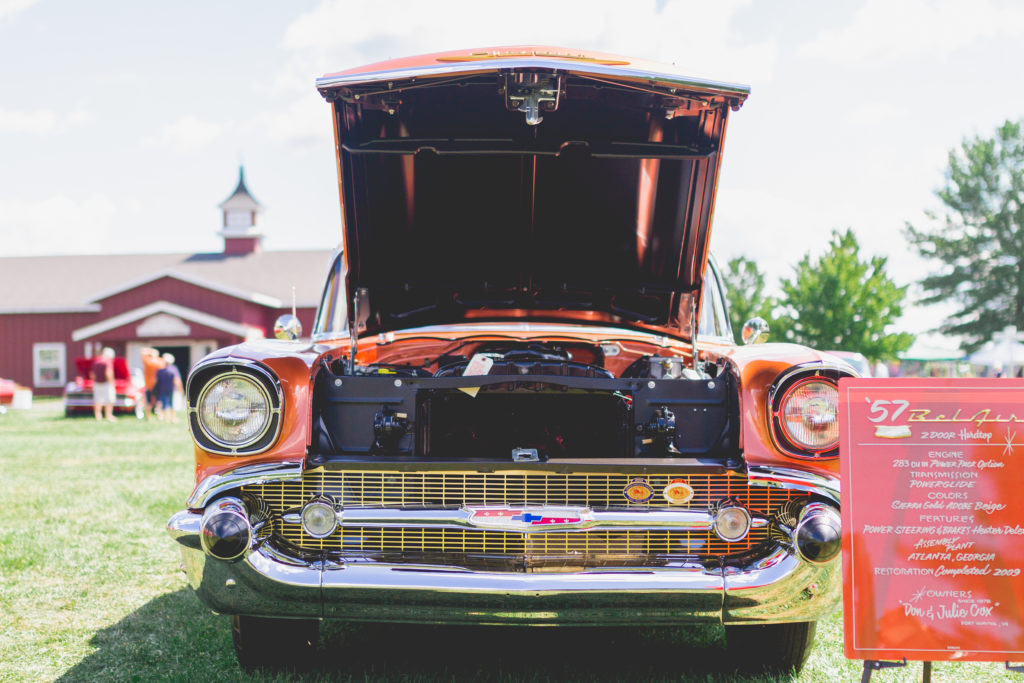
[187,360,283,456]
[768,363,851,460]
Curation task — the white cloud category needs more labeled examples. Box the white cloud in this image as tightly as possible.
[800,0,1024,65]
[0,194,117,256]
[144,115,223,151]
[246,98,331,148]
[0,106,94,134]
[0,0,38,22]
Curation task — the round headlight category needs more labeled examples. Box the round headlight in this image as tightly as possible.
[778,378,839,452]
[197,373,272,447]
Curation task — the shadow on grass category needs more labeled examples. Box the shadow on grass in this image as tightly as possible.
[58,588,801,682]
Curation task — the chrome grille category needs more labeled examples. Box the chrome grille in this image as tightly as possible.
[242,468,804,560]
[244,469,796,509]
[275,523,772,556]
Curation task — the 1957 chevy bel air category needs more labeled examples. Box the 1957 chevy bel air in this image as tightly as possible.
[167,46,847,673]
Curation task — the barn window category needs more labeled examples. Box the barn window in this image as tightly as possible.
[33,342,66,388]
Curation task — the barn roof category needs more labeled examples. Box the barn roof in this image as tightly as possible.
[0,249,333,313]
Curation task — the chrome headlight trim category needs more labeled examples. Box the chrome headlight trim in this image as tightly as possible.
[767,362,853,460]
[195,370,274,448]
[187,359,283,456]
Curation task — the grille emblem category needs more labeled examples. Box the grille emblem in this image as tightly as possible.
[466,506,591,531]
[663,479,695,504]
[623,477,655,503]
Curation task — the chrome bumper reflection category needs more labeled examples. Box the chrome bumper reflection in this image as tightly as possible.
[747,465,840,504]
[64,395,139,408]
[168,510,840,625]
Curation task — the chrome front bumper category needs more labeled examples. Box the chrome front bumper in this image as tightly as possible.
[168,509,840,626]
[64,395,140,408]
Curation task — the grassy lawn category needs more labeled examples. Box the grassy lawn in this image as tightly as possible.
[1,400,1020,681]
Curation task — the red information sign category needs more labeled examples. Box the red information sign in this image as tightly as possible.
[841,378,1024,662]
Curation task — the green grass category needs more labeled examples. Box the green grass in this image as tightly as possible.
[0,400,1020,681]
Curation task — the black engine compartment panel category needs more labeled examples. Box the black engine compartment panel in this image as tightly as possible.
[310,358,739,462]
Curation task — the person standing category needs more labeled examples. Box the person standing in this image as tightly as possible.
[140,347,165,419]
[91,347,117,422]
[155,353,183,423]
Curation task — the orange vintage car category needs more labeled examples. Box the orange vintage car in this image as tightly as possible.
[168,46,849,673]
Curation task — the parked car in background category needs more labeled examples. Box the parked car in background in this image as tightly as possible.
[0,377,15,413]
[63,357,145,418]
[0,378,15,405]
[168,47,849,674]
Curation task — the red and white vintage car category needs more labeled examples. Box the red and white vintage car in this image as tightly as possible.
[168,47,848,673]
[63,357,145,418]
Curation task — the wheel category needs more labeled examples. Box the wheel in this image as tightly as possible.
[230,615,319,671]
[724,620,817,674]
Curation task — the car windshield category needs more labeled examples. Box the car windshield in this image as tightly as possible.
[313,255,347,339]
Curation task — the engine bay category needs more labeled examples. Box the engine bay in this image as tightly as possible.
[309,338,739,464]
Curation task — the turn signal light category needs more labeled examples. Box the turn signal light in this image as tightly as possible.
[713,505,752,542]
[301,498,338,538]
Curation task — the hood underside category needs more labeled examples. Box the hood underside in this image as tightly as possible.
[318,47,749,338]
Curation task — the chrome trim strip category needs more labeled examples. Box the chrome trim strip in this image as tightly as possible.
[322,560,720,592]
[316,57,750,98]
[746,465,840,504]
[186,460,304,509]
[310,506,768,533]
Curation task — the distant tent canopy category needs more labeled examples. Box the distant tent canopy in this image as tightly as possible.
[897,335,965,362]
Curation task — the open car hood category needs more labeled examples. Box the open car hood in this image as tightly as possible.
[318,47,749,338]
[73,357,130,382]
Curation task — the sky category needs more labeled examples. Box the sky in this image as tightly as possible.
[2,0,1024,339]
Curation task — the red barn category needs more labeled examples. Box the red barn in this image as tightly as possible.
[0,168,332,395]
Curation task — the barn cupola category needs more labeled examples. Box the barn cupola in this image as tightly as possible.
[218,166,264,255]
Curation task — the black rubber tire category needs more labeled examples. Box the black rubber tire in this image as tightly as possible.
[724,620,817,674]
[230,615,319,671]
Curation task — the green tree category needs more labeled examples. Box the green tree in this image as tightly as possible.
[905,119,1024,351]
[775,229,913,360]
[723,256,774,338]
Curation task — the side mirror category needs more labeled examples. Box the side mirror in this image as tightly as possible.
[741,317,769,345]
[273,314,302,341]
